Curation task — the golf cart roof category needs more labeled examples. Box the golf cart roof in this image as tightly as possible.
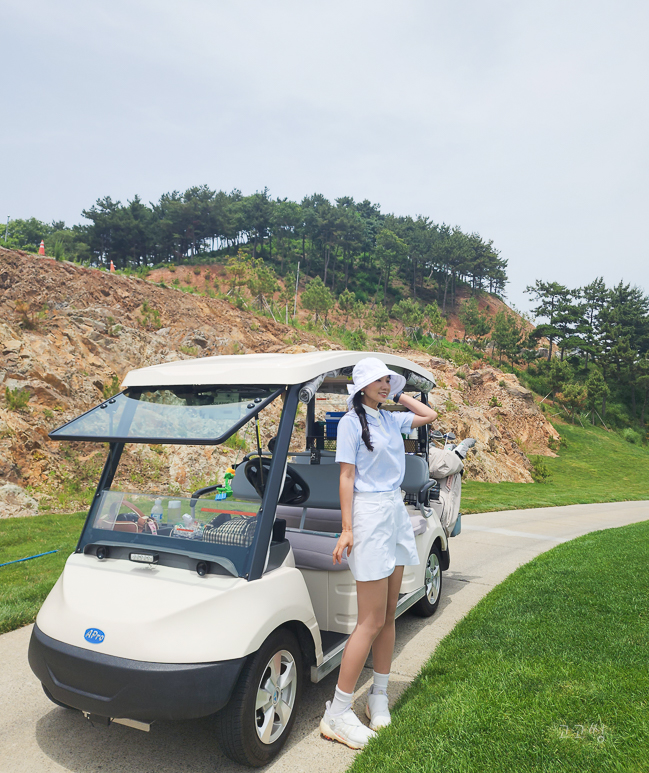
[122,351,436,389]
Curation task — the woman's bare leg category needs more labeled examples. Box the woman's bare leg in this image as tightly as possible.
[370,565,404,675]
[337,578,389,693]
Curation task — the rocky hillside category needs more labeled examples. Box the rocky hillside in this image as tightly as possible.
[0,248,558,517]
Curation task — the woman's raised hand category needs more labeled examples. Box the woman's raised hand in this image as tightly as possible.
[333,529,353,565]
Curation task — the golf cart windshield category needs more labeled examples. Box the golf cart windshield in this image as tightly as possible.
[84,489,262,577]
[59,385,287,577]
[49,386,283,444]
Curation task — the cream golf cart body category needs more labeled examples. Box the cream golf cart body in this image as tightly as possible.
[28,351,451,766]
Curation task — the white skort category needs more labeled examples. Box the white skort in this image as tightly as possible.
[347,489,419,582]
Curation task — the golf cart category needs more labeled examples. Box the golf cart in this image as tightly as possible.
[29,351,453,766]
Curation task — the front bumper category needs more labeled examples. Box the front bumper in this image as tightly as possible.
[29,624,246,721]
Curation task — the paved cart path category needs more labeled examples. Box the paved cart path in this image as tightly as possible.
[1,500,648,773]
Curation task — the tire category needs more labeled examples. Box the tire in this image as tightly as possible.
[412,542,443,617]
[215,629,303,767]
[42,684,75,710]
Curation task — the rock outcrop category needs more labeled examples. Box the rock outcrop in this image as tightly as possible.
[0,248,558,515]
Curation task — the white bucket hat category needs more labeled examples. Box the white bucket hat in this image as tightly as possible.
[346,357,407,408]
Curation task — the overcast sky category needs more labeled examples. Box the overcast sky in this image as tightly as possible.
[2,0,648,312]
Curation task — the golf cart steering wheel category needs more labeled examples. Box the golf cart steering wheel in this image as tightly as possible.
[244,458,310,506]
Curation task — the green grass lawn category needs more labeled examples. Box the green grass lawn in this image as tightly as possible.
[0,512,85,634]
[351,520,649,773]
[462,422,649,514]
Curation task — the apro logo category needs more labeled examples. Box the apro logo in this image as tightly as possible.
[84,628,105,644]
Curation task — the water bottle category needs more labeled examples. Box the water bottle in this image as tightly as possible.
[150,498,163,523]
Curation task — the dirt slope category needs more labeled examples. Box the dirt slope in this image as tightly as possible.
[0,248,558,515]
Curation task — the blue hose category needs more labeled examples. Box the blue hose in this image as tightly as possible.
[0,550,58,568]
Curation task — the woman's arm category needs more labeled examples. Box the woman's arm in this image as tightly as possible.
[397,392,438,428]
[333,462,355,564]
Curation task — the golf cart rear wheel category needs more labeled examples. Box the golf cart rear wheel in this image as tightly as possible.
[412,543,443,617]
[215,629,302,767]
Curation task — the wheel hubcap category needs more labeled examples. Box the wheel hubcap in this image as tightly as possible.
[425,552,441,604]
[255,650,297,745]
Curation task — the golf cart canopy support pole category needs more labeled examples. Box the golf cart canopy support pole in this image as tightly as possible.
[75,442,124,554]
[247,385,300,581]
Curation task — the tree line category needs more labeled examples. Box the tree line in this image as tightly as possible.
[524,279,649,427]
[3,186,508,310]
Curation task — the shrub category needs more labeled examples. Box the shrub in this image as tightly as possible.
[451,348,475,368]
[223,432,247,451]
[602,402,631,429]
[530,457,551,483]
[138,301,162,330]
[5,386,30,411]
[15,300,37,330]
[621,428,642,445]
[102,375,121,400]
[106,316,122,337]
[346,329,367,350]
[53,240,65,261]
[489,395,502,408]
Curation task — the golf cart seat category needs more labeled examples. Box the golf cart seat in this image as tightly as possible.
[230,455,430,572]
[276,505,427,572]
[283,529,349,571]
[231,460,341,510]
[276,505,427,537]
[231,453,432,509]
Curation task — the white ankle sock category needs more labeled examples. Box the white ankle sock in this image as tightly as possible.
[370,671,389,695]
[329,686,353,716]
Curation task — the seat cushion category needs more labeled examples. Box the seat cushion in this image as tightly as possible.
[278,505,427,537]
[283,509,427,572]
[276,505,343,532]
[401,454,430,495]
[285,530,349,572]
[410,513,427,536]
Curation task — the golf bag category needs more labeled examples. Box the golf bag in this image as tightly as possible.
[428,447,464,538]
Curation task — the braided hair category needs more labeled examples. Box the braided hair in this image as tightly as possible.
[352,391,375,452]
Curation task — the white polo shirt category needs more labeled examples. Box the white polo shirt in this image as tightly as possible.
[335,406,414,492]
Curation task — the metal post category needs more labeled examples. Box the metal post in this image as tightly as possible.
[293,261,300,318]
[4,217,9,243]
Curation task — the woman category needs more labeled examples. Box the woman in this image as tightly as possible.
[320,358,437,749]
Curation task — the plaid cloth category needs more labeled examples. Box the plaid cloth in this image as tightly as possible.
[203,516,257,548]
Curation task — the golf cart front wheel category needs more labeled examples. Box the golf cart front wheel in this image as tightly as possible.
[412,542,443,617]
[215,628,302,767]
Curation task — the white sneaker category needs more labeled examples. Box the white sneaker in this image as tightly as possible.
[320,701,377,749]
[365,691,391,730]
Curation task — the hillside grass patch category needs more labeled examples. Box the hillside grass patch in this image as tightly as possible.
[351,521,649,773]
[462,422,649,513]
[0,512,85,634]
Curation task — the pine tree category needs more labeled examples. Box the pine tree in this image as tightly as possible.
[301,275,333,323]
[424,302,447,339]
[337,289,355,325]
